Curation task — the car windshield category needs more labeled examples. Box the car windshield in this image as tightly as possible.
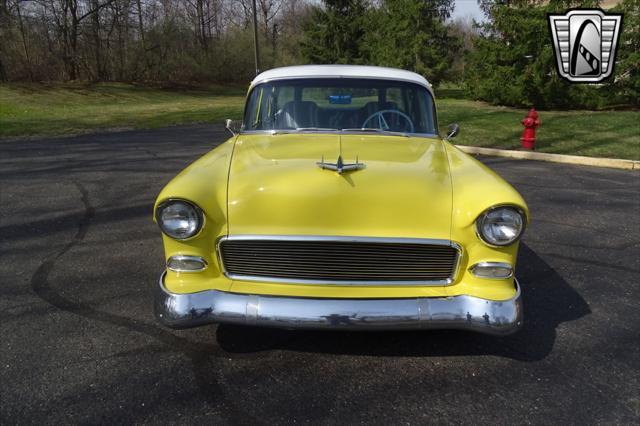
[243,78,437,135]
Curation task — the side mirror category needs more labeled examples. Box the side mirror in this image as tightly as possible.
[225,119,241,136]
[446,123,460,140]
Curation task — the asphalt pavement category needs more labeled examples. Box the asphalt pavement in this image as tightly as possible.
[1,125,639,424]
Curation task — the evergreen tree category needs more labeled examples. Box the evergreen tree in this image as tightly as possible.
[301,0,371,64]
[611,0,640,107]
[365,0,459,85]
[301,0,460,85]
[466,0,637,109]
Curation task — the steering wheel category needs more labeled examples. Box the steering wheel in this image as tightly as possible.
[362,109,414,133]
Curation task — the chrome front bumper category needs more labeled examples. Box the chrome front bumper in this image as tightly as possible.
[154,273,523,335]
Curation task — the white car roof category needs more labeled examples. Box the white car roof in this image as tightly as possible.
[250,65,432,92]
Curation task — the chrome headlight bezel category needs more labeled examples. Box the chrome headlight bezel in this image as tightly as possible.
[475,205,526,247]
[155,199,204,240]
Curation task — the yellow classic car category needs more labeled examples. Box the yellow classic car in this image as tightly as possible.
[153,65,529,335]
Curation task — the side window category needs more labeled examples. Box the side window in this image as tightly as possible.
[301,87,328,107]
[386,88,405,112]
[275,86,294,111]
[350,88,377,108]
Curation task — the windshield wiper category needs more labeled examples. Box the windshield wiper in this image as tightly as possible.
[269,127,410,136]
[341,128,410,137]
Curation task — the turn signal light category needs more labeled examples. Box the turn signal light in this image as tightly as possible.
[470,262,513,279]
[167,255,207,272]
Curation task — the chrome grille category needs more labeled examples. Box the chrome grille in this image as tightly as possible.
[218,236,460,285]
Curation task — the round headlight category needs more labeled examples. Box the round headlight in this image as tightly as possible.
[156,200,203,240]
[476,206,525,246]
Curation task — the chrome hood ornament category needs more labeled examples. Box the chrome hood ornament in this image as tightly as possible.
[316,155,365,174]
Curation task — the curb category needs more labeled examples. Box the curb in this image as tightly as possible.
[455,145,640,171]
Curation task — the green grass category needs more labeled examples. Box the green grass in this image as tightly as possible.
[0,82,246,138]
[1,82,638,160]
[436,98,640,160]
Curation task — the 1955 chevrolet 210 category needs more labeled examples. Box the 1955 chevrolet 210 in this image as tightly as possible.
[153,65,529,335]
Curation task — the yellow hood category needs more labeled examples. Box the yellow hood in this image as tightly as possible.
[227,133,452,239]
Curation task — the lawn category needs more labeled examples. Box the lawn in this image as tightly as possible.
[0,83,246,138]
[437,98,640,161]
[1,83,638,160]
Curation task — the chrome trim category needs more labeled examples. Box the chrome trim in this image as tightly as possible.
[249,75,435,94]
[469,262,514,280]
[340,128,412,137]
[155,198,205,241]
[154,272,523,335]
[316,154,365,174]
[475,205,527,248]
[167,255,208,273]
[238,129,439,138]
[219,234,457,245]
[451,241,465,284]
[216,235,462,286]
[241,77,438,137]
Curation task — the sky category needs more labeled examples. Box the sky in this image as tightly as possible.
[451,0,485,22]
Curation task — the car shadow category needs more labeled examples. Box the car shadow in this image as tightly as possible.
[215,243,590,361]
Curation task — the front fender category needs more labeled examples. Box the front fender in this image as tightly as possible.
[154,138,236,293]
[444,142,529,300]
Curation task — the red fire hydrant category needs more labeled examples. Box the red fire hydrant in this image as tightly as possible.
[520,107,540,150]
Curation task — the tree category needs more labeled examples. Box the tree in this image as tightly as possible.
[301,0,371,64]
[365,0,459,85]
[464,0,637,109]
[447,16,479,83]
[611,0,639,107]
[258,0,283,51]
[300,0,460,84]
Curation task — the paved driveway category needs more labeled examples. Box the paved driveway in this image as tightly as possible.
[1,126,639,424]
